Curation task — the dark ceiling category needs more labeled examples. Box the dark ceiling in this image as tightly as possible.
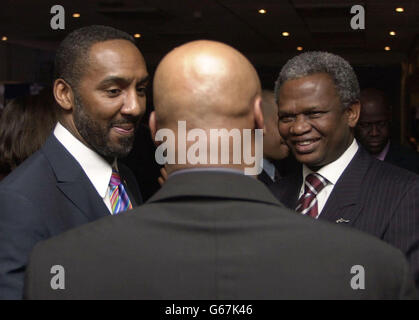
[0,0,418,67]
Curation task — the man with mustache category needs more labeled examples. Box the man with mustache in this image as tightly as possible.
[0,25,146,299]
[270,51,419,289]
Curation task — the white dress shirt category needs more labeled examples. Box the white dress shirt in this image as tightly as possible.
[53,122,115,213]
[298,139,359,218]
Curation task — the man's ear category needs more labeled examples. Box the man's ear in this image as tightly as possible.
[149,111,159,146]
[54,79,74,111]
[346,100,361,128]
[253,95,264,131]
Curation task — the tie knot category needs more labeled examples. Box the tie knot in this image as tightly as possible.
[304,173,328,195]
[109,169,121,187]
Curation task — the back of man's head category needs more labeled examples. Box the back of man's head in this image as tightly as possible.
[151,40,263,174]
[54,25,136,89]
[153,40,261,130]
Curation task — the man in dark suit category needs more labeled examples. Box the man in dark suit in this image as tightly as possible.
[355,88,419,174]
[0,25,146,299]
[270,51,419,288]
[24,41,416,299]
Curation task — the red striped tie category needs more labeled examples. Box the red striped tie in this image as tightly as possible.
[295,173,328,218]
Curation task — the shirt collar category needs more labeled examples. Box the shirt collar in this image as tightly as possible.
[169,167,247,179]
[262,158,276,181]
[376,141,390,161]
[302,139,359,185]
[53,122,114,198]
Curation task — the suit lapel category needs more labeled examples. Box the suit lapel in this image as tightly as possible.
[318,148,372,226]
[258,170,274,186]
[270,169,302,209]
[42,134,109,222]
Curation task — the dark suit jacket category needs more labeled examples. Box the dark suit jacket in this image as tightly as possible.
[0,134,141,299]
[384,142,419,175]
[24,171,416,299]
[270,147,419,288]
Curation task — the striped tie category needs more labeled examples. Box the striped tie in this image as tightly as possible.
[295,173,328,218]
[109,168,133,214]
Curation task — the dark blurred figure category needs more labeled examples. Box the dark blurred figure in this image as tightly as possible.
[355,88,419,174]
[121,122,161,201]
[0,90,57,179]
[258,90,290,186]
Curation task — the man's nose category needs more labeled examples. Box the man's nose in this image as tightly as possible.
[370,124,380,136]
[121,89,143,118]
[290,115,311,135]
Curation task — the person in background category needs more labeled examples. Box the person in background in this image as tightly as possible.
[0,90,57,180]
[355,88,419,174]
[258,90,290,186]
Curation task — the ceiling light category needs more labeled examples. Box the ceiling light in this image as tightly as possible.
[134,34,141,38]
[72,13,81,18]
[1,36,7,41]
[297,46,303,51]
[258,9,267,14]
[395,7,404,12]
[282,32,290,37]
[389,31,396,36]
[384,46,391,51]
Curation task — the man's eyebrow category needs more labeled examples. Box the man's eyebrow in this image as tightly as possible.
[138,75,150,85]
[98,74,149,87]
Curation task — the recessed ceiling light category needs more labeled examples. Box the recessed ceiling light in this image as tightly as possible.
[258,9,267,14]
[297,46,303,51]
[134,33,141,38]
[72,13,81,18]
[282,32,290,37]
[389,31,396,36]
[395,7,404,12]
[384,46,391,51]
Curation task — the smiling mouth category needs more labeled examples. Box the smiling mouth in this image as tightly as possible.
[293,138,321,153]
[112,124,135,135]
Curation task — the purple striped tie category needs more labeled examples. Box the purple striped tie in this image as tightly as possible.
[109,168,133,214]
[295,173,328,218]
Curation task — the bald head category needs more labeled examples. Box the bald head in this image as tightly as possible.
[153,40,261,129]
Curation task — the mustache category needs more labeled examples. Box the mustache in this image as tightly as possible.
[110,116,140,127]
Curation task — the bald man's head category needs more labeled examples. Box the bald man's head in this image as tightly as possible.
[150,40,264,175]
[355,88,391,155]
[152,40,262,130]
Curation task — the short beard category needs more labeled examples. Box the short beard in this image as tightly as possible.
[73,93,137,160]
